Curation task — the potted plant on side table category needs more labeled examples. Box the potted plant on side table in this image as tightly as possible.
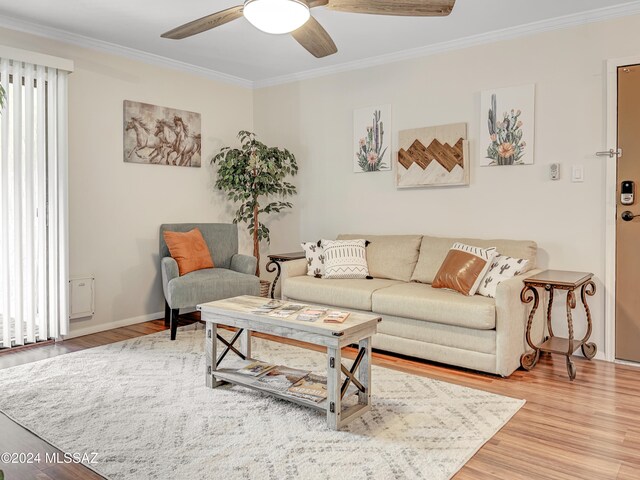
[212,131,298,295]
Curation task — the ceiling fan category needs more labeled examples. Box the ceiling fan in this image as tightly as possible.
[161,0,456,58]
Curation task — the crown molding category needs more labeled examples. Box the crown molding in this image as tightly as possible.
[0,14,254,89]
[1,1,640,91]
[253,1,640,88]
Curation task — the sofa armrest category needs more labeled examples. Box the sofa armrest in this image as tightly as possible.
[280,258,308,299]
[494,268,545,377]
[230,254,257,276]
[281,258,307,279]
[161,257,180,307]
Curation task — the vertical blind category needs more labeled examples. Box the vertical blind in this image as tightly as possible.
[0,56,69,348]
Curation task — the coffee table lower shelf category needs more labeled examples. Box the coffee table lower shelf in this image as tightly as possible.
[212,367,361,412]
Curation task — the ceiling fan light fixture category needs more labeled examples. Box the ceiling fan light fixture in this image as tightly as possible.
[243,0,311,35]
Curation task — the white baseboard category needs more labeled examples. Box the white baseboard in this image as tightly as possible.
[572,349,607,362]
[63,311,164,340]
[614,358,640,368]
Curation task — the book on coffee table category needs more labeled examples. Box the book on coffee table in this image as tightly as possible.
[237,361,276,377]
[250,300,285,315]
[267,303,307,318]
[297,308,328,322]
[324,311,350,323]
[287,373,328,402]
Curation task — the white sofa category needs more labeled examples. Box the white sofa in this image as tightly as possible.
[280,234,544,377]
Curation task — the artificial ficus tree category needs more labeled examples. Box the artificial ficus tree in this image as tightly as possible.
[212,131,298,277]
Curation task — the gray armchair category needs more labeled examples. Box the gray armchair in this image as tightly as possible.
[160,223,259,340]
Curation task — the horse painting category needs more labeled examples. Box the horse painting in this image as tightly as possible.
[123,100,201,167]
[153,119,178,165]
[125,117,164,161]
[171,116,201,167]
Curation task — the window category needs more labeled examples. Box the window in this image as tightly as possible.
[0,55,69,348]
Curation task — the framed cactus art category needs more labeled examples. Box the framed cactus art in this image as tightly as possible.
[480,84,535,166]
[353,104,392,172]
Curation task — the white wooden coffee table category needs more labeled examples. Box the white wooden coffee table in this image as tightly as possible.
[197,295,381,430]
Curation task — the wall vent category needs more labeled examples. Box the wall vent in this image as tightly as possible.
[69,277,95,319]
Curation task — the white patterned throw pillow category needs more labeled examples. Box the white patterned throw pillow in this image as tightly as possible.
[301,241,325,278]
[322,239,370,279]
[477,254,530,298]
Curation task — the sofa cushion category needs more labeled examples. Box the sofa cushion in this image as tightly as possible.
[372,283,496,330]
[283,276,402,311]
[411,236,537,284]
[338,234,423,282]
[167,268,259,309]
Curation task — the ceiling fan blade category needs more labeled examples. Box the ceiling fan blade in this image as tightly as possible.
[291,17,338,58]
[327,0,455,16]
[306,0,330,7]
[161,5,244,39]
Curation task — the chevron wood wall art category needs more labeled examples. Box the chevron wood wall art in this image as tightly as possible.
[396,123,470,188]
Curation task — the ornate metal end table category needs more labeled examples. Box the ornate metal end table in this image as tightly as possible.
[265,251,305,299]
[520,270,597,381]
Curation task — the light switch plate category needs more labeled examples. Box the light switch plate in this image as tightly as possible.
[571,165,584,183]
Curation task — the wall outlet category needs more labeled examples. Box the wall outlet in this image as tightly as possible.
[550,163,560,180]
[572,165,584,183]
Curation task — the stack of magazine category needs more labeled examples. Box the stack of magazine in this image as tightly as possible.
[250,300,285,315]
[296,308,327,322]
[287,374,328,401]
[297,308,350,323]
[250,300,307,318]
[248,301,350,324]
[235,361,328,402]
[267,303,307,318]
[236,361,276,377]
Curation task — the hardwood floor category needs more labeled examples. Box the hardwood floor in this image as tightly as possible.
[1,315,639,479]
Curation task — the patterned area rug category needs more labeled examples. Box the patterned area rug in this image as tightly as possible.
[0,327,524,479]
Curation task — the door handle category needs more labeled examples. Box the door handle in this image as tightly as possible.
[596,148,622,158]
[621,211,638,222]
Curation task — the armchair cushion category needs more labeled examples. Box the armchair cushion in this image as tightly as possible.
[230,254,258,276]
[166,268,260,309]
[163,228,214,275]
[160,223,238,270]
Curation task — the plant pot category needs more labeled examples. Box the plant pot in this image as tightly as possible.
[259,280,271,298]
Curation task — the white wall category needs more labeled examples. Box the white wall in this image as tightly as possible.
[2,13,637,355]
[254,14,640,359]
[0,27,254,337]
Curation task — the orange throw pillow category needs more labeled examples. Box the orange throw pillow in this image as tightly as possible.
[163,228,214,276]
